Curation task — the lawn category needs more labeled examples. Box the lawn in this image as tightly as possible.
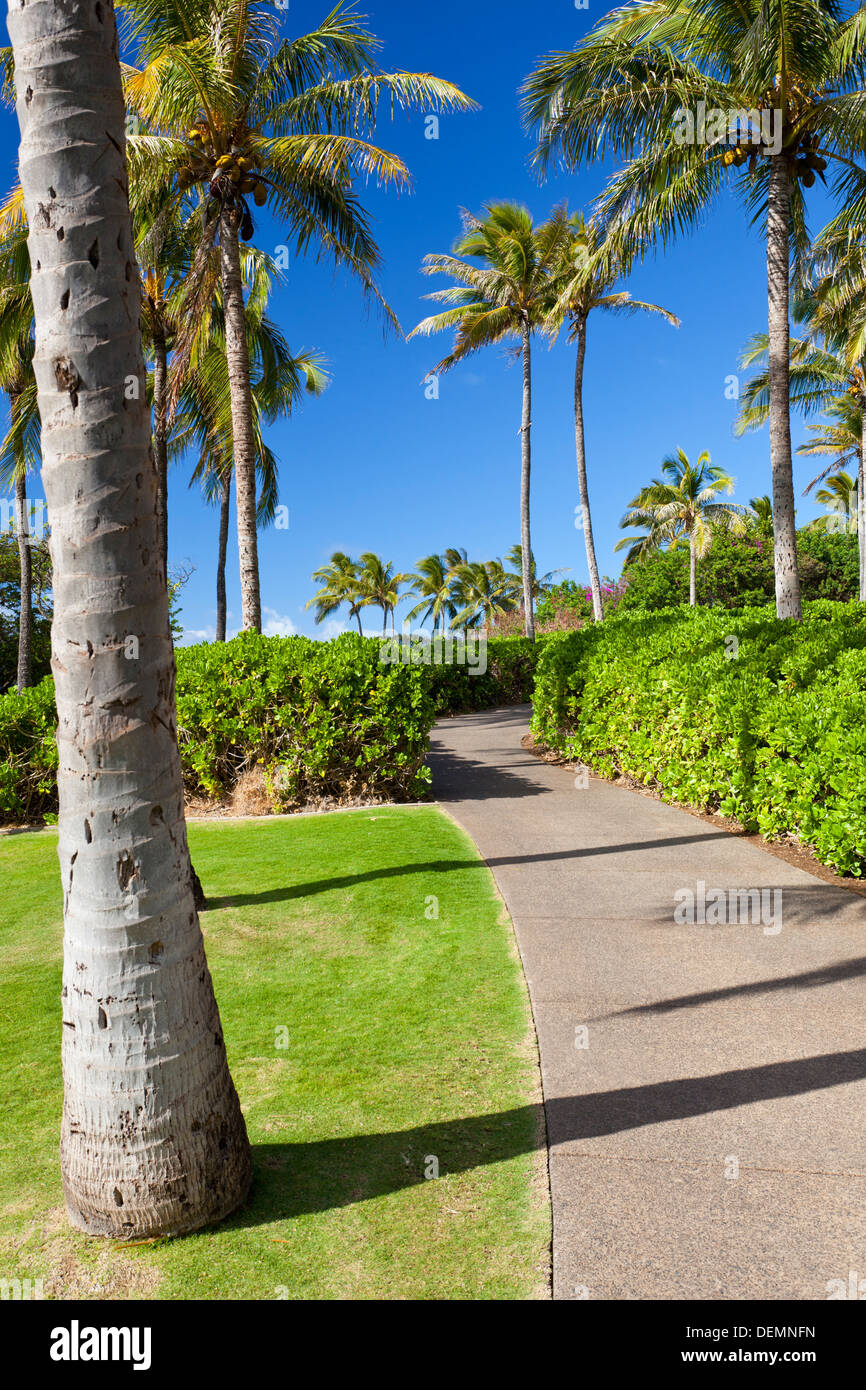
[0,806,550,1300]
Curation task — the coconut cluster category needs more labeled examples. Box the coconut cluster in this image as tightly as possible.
[178,126,268,234]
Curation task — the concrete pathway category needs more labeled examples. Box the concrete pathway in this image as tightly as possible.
[430,706,866,1301]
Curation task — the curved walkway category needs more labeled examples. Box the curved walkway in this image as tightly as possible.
[430,705,866,1300]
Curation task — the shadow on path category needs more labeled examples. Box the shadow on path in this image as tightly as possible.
[598,956,866,1020]
[231,1046,866,1226]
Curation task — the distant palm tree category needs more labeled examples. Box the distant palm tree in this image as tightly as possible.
[0,223,38,689]
[411,204,563,638]
[546,209,679,621]
[504,545,565,605]
[407,554,455,632]
[524,0,866,620]
[617,449,746,606]
[450,559,515,630]
[810,471,858,534]
[357,553,411,635]
[747,495,775,539]
[306,553,364,635]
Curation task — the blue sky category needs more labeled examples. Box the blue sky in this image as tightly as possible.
[0,0,840,640]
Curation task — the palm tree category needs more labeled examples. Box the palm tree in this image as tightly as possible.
[306,552,364,634]
[357,552,411,634]
[735,307,866,595]
[523,0,866,621]
[176,251,328,640]
[810,470,858,533]
[0,222,38,689]
[411,204,563,639]
[450,559,516,630]
[123,0,475,633]
[7,0,250,1236]
[546,209,679,621]
[504,545,565,606]
[407,554,455,632]
[616,450,746,605]
[747,495,775,538]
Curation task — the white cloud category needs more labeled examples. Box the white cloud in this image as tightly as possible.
[179,626,215,646]
[321,618,349,639]
[261,607,297,637]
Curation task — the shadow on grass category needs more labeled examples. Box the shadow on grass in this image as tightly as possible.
[211,831,759,909]
[233,1046,866,1224]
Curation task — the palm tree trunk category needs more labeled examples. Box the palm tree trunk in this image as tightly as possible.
[689,536,697,607]
[151,327,169,589]
[219,208,261,633]
[9,0,250,1238]
[573,317,603,623]
[520,320,535,640]
[14,439,34,691]
[859,408,866,602]
[216,471,231,642]
[766,156,801,621]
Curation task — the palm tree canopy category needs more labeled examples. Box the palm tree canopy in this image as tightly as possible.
[117,0,477,331]
[617,448,746,560]
[409,201,563,370]
[522,0,866,272]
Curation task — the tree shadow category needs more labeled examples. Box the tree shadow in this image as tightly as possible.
[597,955,866,1020]
[209,831,754,908]
[427,746,550,802]
[228,1046,866,1226]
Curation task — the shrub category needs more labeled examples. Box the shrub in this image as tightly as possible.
[425,634,545,713]
[531,601,866,875]
[617,528,859,613]
[175,633,436,806]
[0,634,438,823]
[0,630,551,824]
[0,676,58,823]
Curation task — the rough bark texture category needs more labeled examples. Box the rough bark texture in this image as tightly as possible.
[573,320,603,623]
[859,409,866,603]
[520,320,535,641]
[15,460,34,690]
[766,156,802,620]
[689,535,697,607]
[8,0,250,1239]
[219,209,261,633]
[151,328,168,588]
[215,470,230,642]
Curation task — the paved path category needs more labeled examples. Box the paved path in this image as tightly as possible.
[430,706,866,1300]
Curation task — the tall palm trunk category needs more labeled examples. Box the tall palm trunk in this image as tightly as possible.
[520,320,535,640]
[216,470,231,642]
[219,209,261,633]
[152,327,169,588]
[859,407,866,602]
[689,535,697,607]
[9,0,250,1238]
[573,316,603,623]
[13,420,33,690]
[766,156,801,620]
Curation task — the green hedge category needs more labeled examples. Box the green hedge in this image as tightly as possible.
[531,601,866,876]
[617,528,859,612]
[0,631,543,824]
[0,677,58,823]
[425,634,545,713]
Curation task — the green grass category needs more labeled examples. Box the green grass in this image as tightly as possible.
[0,806,550,1300]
